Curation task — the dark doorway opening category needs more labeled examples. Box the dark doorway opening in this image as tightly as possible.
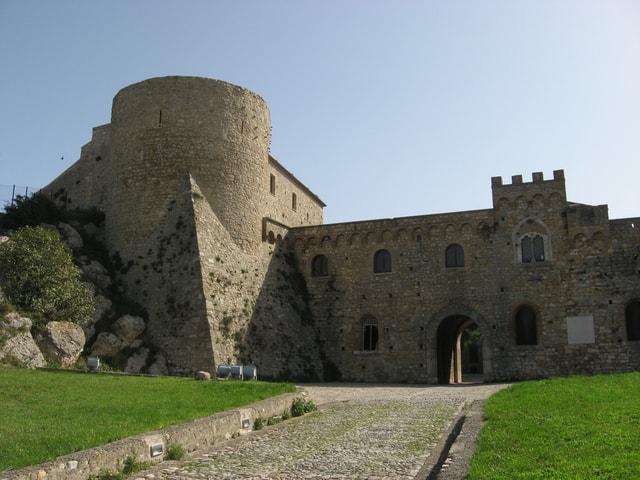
[436,316,483,384]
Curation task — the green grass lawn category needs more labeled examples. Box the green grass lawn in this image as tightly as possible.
[0,366,295,471]
[468,372,640,479]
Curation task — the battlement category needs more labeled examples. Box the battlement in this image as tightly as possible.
[491,169,567,210]
[491,169,565,188]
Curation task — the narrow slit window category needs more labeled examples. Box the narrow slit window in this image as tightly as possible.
[270,174,276,195]
[292,192,297,211]
[362,317,379,351]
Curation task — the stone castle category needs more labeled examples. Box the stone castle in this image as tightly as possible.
[45,76,640,383]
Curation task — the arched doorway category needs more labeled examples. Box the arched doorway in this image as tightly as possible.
[436,315,483,384]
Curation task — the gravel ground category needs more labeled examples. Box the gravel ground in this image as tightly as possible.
[133,383,510,480]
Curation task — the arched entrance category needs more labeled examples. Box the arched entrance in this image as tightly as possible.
[436,315,483,384]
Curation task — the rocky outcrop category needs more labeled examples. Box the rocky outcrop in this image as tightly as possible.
[57,222,83,250]
[35,321,85,368]
[113,315,145,348]
[0,313,45,368]
[90,332,122,357]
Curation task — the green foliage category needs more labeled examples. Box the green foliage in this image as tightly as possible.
[122,456,150,475]
[468,373,640,479]
[267,415,283,426]
[0,226,95,327]
[165,444,187,461]
[0,367,295,471]
[291,397,317,417]
[254,417,265,430]
[0,194,64,230]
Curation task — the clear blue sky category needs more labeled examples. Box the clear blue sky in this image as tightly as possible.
[1,1,639,224]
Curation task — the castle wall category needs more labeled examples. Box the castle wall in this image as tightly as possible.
[263,156,324,230]
[44,125,111,211]
[291,171,640,383]
[106,76,271,263]
[40,76,640,383]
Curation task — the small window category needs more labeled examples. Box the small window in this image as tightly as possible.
[292,192,297,211]
[270,174,276,195]
[311,255,328,277]
[522,234,545,263]
[626,301,640,341]
[362,316,379,351]
[445,244,464,268]
[373,249,391,273]
[515,306,538,345]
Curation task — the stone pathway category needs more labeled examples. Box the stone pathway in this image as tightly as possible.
[133,383,509,480]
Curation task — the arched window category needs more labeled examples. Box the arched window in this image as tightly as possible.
[521,234,545,263]
[373,249,391,273]
[626,301,640,341]
[445,244,465,268]
[515,306,538,345]
[311,255,328,277]
[362,316,379,351]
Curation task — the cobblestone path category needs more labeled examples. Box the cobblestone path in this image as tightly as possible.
[133,383,509,480]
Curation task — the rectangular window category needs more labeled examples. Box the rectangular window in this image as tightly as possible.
[270,174,276,195]
[292,192,297,211]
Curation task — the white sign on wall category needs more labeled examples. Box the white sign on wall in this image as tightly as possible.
[566,315,595,344]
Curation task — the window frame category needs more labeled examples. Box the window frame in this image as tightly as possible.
[362,316,379,351]
[514,305,538,345]
[311,254,329,277]
[373,249,392,274]
[445,243,465,268]
[626,301,640,341]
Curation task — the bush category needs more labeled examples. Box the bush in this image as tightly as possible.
[165,444,187,460]
[254,417,265,430]
[0,226,95,327]
[0,194,64,230]
[290,397,317,417]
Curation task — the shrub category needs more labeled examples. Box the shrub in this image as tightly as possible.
[291,397,318,417]
[165,444,186,460]
[254,417,265,430]
[0,226,95,327]
[1,194,65,231]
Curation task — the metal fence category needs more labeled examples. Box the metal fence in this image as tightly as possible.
[0,184,44,212]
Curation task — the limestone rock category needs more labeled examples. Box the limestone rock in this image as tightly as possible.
[93,294,112,323]
[148,354,168,376]
[36,321,86,368]
[125,347,150,374]
[195,370,211,380]
[0,312,45,368]
[91,332,122,357]
[0,235,9,245]
[81,259,112,290]
[57,222,84,250]
[113,315,145,347]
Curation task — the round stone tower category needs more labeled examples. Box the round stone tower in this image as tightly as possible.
[106,76,271,262]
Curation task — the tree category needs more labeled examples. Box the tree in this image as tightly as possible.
[0,226,94,327]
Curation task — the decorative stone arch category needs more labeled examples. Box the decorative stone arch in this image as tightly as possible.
[532,193,545,209]
[366,231,379,244]
[335,234,346,247]
[429,225,441,241]
[349,232,361,246]
[477,221,492,240]
[572,233,587,249]
[496,197,511,211]
[306,236,318,249]
[515,195,528,210]
[395,228,409,242]
[320,235,331,247]
[461,223,473,238]
[549,191,564,208]
[513,217,552,263]
[425,304,493,384]
[444,224,457,239]
[412,227,424,241]
[381,229,393,242]
[292,237,305,252]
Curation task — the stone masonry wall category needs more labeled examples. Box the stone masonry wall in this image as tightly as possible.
[291,171,640,382]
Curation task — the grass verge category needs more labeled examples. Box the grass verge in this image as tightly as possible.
[467,372,640,479]
[0,366,295,471]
